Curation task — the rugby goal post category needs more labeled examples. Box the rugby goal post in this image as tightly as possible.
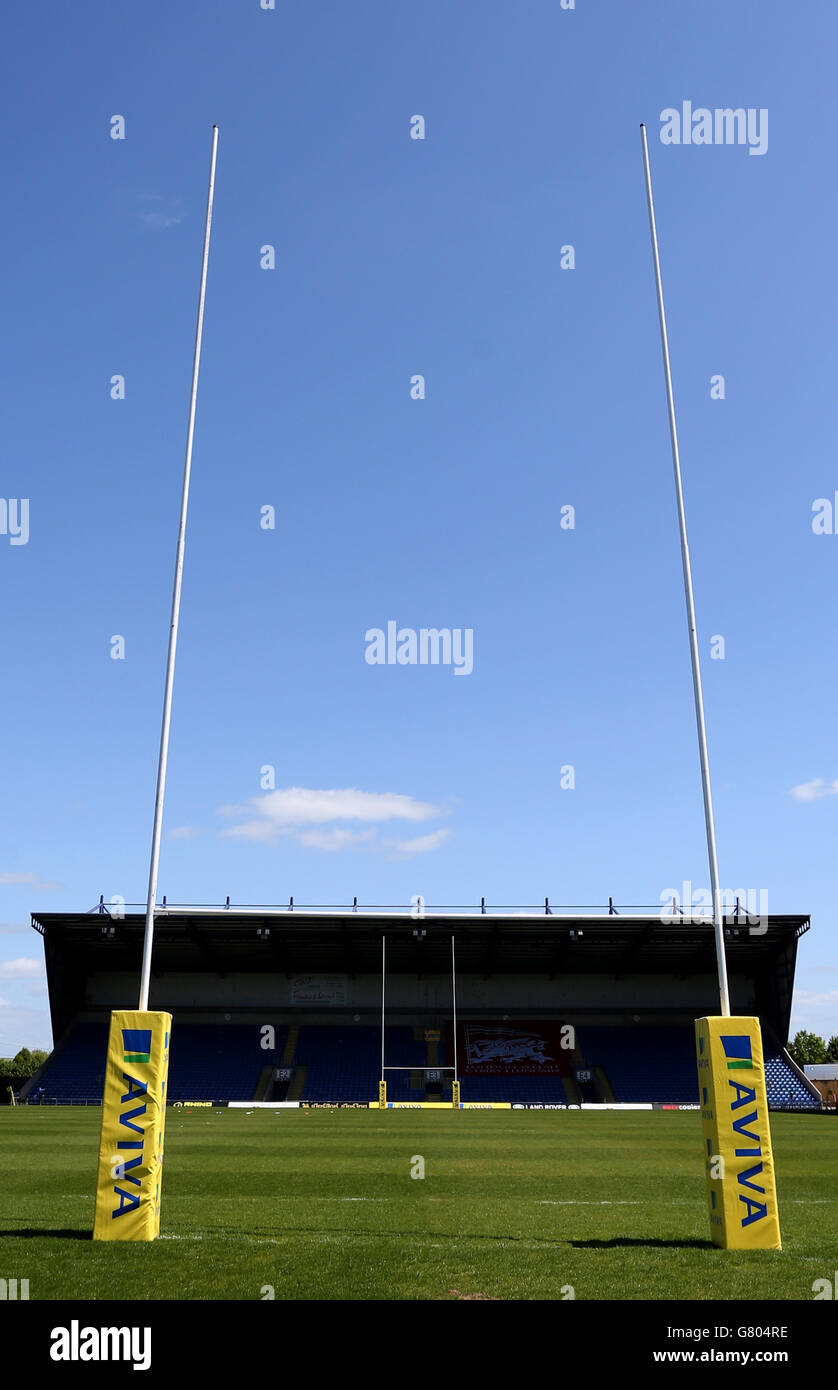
[379,933,461,1108]
[641,123,780,1250]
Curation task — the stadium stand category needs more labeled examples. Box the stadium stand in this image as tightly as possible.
[581,1025,698,1104]
[36,1022,107,1103]
[440,1025,819,1109]
[26,905,824,1110]
[36,1021,285,1104]
[297,1025,424,1102]
[31,1016,822,1109]
[458,1074,569,1103]
[764,1053,820,1110]
[166,1023,284,1102]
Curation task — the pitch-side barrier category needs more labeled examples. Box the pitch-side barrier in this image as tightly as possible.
[166,1099,708,1110]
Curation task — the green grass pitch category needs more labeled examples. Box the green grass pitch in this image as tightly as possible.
[0,1107,835,1300]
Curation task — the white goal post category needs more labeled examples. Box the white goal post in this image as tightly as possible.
[379,934,460,1106]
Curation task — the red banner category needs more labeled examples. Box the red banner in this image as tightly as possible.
[451,1021,571,1075]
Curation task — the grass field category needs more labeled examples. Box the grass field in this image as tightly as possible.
[0,1107,835,1300]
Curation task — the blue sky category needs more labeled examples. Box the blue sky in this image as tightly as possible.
[2,0,836,1053]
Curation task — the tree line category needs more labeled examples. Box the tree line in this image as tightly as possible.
[786,1032,838,1067]
[0,1047,49,1078]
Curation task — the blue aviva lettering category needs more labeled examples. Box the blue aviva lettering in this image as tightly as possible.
[721,1034,769,1229]
[112,1069,149,1218]
[109,1027,165,1221]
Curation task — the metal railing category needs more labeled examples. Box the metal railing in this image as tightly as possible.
[85,896,768,921]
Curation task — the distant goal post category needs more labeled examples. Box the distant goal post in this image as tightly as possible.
[378,1067,460,1109]
[379,933,461,1108]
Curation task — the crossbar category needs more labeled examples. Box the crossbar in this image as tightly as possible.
[382,1066,455,1071]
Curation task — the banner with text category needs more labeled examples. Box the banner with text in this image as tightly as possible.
[93,1010,171,1242]
[695,1015,781,1250]
[450,1021,572,1075]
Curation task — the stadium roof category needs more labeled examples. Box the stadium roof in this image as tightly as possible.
[32,903,809,1042]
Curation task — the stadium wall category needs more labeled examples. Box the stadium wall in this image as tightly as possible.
[81,970,756,1013]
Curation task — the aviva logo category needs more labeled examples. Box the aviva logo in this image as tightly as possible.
[112,1066,150,1219]
[721,1034,767,1228]
[93,1011,172,1242]
[721,1034,753,1071]
[122,1029,151,1065]
[695,1016,781,1250]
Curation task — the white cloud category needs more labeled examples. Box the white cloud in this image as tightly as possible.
[297,828,376,852]
[141,211,183,228]
[169,826,200,840]
[793,989,838,1008]
[0,957,45,981]
[0,923,30,936]
[220,787,446,844]
[0,872,62,891]
[387,828,451,857]
[136,193,185,229]
[790,989,838,1041]
[789,778,838,802]
[220,818,282,844]
[0,1000,53,1056]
